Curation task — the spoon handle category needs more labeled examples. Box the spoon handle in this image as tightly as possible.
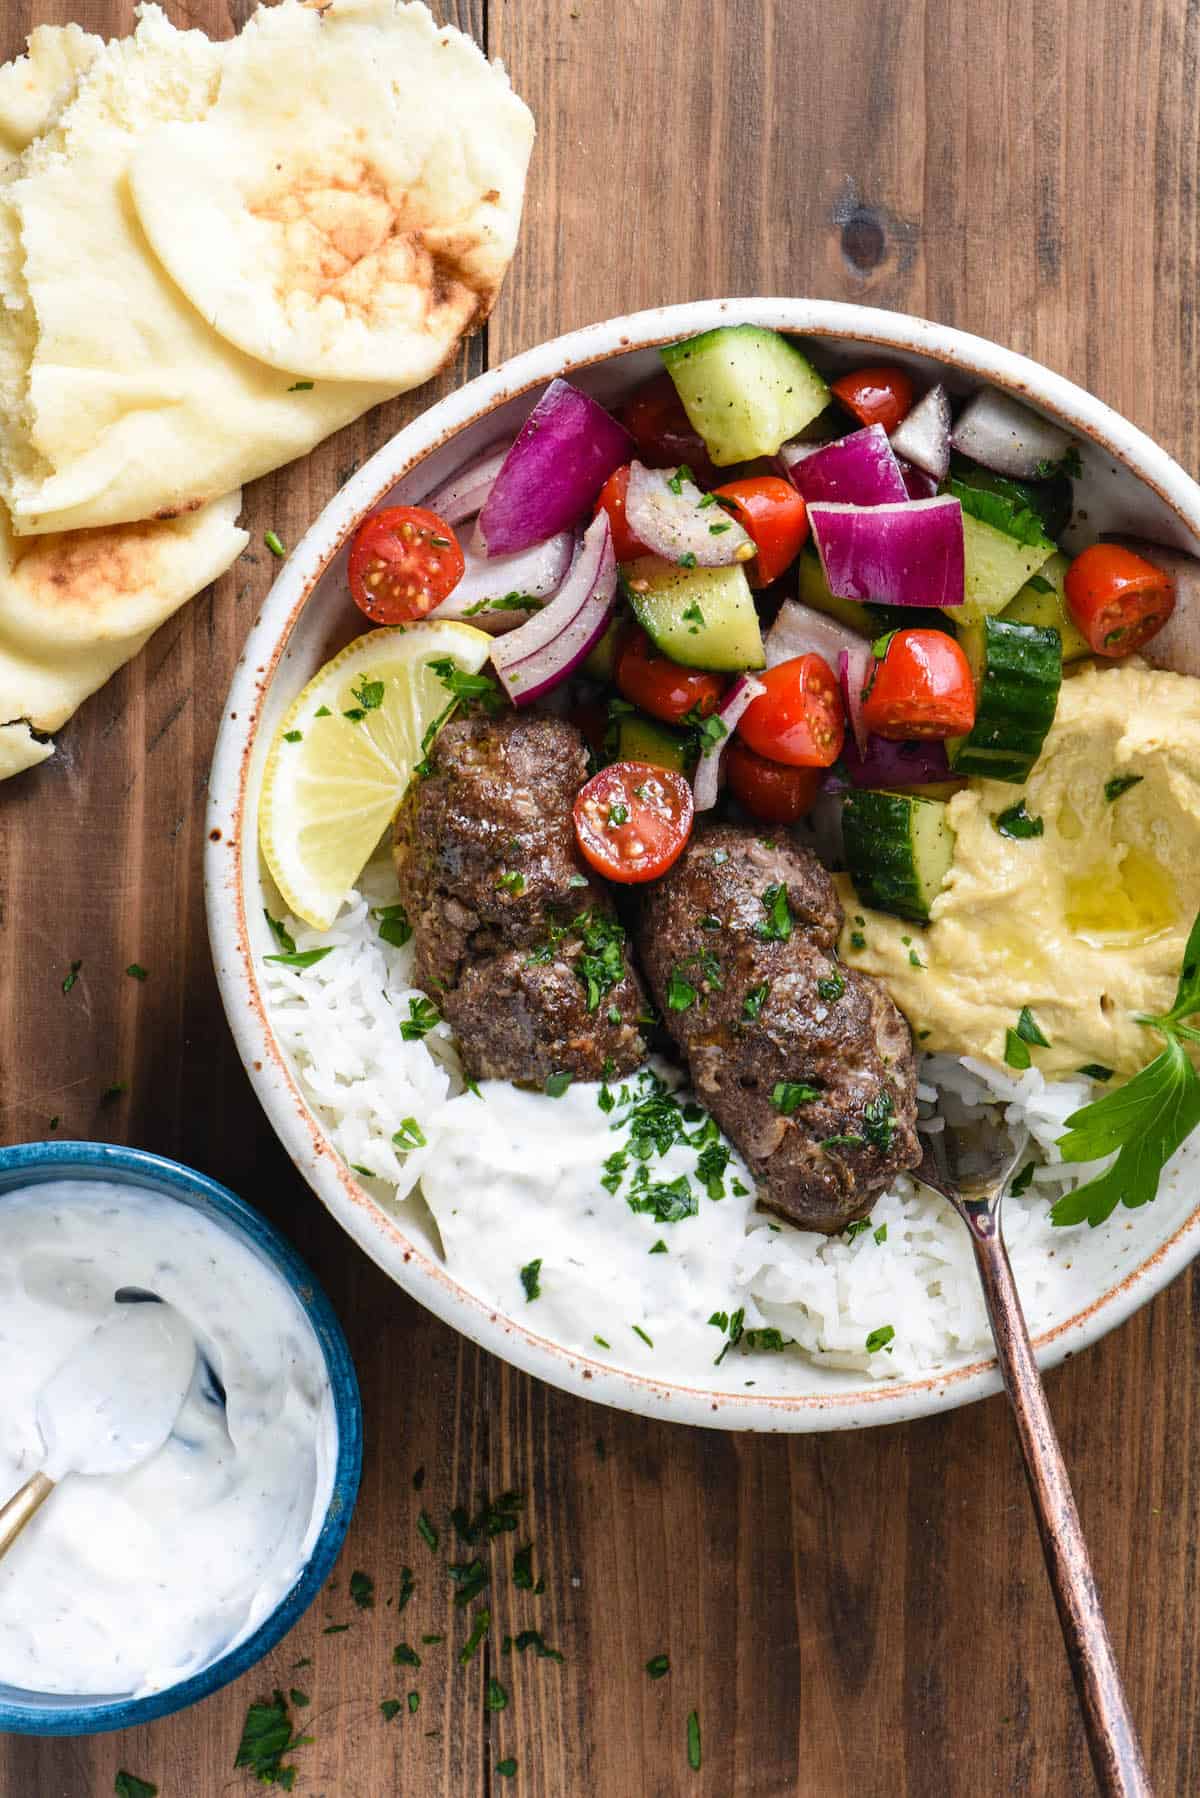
[971,1229,1153,1798]
[0,1471,55,1562]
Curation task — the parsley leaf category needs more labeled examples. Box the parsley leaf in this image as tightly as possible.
[687,1711,702,1772]
[646,1654,670,1679]
[1016,1006,1051,1047]
[667,967,698,1011]
[946,478,1053,549]
[1052,1037,1200,1228]
[400,997,441,1041]
[115,1777,158,1798]
[126,962,149,981]
[771,1081,819,1115]
[519,1258,542,1301]
[865,1324,895,1354]
[1105,773,1144,803]
[265,946,333,971]
[349,1570,374,1609]
[462,591,540,617]
[234,1691,311,1788]
[1011,1161,1036,1196]
[429,655,505,713]
[995,801,1044,840]
[545,1071,572,1097]
[742,981,768,1021]
[754,883,792,942]
[1004,1029,1032,1070]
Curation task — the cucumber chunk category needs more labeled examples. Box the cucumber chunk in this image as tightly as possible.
[582,615,622,681]
[1000,551,1090,663]
[661,325,830,466]
[616,714,692,773]
[797,543,877,634]
[842,790,956,923]
[948,615,1062,782]
[621,556,765,672]
[954,512,1056,623]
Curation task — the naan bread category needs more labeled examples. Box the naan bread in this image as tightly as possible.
[0,6,395,535]
[0,491,248,765]
[129,0,534,386]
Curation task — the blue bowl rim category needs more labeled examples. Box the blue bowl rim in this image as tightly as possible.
[0,1139,363,1736]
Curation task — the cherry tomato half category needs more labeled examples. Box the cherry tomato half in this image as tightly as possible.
[861,629,976,740]
[594,464,652,563]
[726,739,821,823]
[574,761,694,884]
[830,365,915,435]
[1064,543,1176,657]
[739,654,845,768]
[711,476,809,587]
[621,373,719,487]
[614,625,725,725]
[348,506,464,624]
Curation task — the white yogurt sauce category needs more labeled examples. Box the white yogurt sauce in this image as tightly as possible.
[0,1181,337,1697]
[419,1068,762,1375]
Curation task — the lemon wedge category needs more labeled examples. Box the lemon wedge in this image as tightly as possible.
[259,621,492,929]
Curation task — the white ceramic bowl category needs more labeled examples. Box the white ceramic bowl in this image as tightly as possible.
[205,298,1200,1432]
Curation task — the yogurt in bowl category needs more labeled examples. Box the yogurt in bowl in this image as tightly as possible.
[0,1141,361,1735]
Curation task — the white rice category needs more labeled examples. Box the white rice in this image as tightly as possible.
[263,867,1116,1381]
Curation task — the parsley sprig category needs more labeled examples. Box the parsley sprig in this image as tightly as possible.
[1051,908,1200,1227]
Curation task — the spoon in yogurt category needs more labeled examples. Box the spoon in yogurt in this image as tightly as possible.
[0,1297,196,1561]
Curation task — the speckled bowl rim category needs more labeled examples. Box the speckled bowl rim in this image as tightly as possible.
[0,1139,363,1735]
[205,296,1200,1434]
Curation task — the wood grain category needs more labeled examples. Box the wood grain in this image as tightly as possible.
[2,0,1199,1793]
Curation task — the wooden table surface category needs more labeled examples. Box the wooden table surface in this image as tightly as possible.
[2,0,1199,1793]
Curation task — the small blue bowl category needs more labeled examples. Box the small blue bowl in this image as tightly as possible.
[0,1141,362,1736]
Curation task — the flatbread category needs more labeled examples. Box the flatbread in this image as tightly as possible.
[0,6,395,535]
[129,0,534,386]
[0,490,248,768]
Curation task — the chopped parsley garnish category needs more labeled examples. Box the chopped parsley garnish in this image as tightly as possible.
[743,1327,790,1351]
[1026,573,1055,593]
[289,1689,310,1708]
[101,1080,129,1104]
[462,591,540,617]
[667,967,698,1011]
[945,478,1051,548]
[874,1222,888,1244]
[849,930,867,950]
[649,1238,668,1254]
[507,1628,564,1661]
[666,465,693,495]
[115,1777,157,1798]
[646,1654,670,1679]
[496,1759,518,1778]
[429,655,505,714]
[314,705,332,718]
[823,1133,866,1151]
[708,1306,745,1365]
[862,1089,896,1151]
[265,530,286,558]
[742,981,769,1021]
[350,1163,376,1179]
[323,1623,349,1634]
[393,1642,421,1667]
[417,1510,439,1552]
[408,1691,420,1713]
[126,963,149,981]
[844,1218,872,1241]
[695,1140,731,1200]
[678,551,698,568]
[401,997,441,1041]
[350,677,385,714]
[1010,1161,1036,1196]
[771,1081,819,1115]
[1004,1030,1032,1070]
[496,869,525,894]
[62,959,82,994]
[995,801,1044,839]
[448,1558,490,1606]
[486,1677,509,1712]
[519,1257,542,1300]
[349,1570,374,1609]
[817,968,845,1002]
[682,601,706,629]
[379,1699,402,1722]
[687,1710,702,1772]
[754,883,793,942]
[234,1691,312,1788]
[908,948,925,969]
[512,1544,542,1591]
[393,1118,426,1152]
[627,1174,697,1224]
[1105,773,1144,803]
[265,946,333,971]
[545,1071,571,1098]
[288,380,314,392]
[1078,1064,1114,1082]
[459,1607,491,1664]
[398,1565,416,1609]
[593,1335,611,1349]
[451,1489,522,1545]
[1017,1005,1051,1047]
[632,1324,654,1348]
[708,521,731,535]
[608,800,629,826]
[865,1324,895,1354]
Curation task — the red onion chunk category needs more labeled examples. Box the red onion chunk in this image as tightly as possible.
[420,441,514,527]
[693,674,764,812]
[950,386,1073,481]
[432,527,575,633]
[478,379,634,557]
[889,384,951,482]
[896,459,939,501]
[808,497,965,609]
[782,424,907,507]
[491,512,618,705]
[624,461,754,567]
[837,649,870,756]
[840,734,951,787]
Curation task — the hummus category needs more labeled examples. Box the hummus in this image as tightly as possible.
[839,663,1200,1077]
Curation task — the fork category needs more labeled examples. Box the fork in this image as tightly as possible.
[920,1108,1153,1798]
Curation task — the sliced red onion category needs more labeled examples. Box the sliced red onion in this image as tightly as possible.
[765,600,872,754]
[624,460,754,567]
[420,441,514,527]
[808,497,964,609]
[693,674,764,812]
[889,384,951,482]
[837,649,870,756]
[950,387,1074,480]
[433,527,575,633]
[781,424,907,507]
[896,459,939,501]
[491,512,618,706]
[840,734,951,787]
[478,379,634,557]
